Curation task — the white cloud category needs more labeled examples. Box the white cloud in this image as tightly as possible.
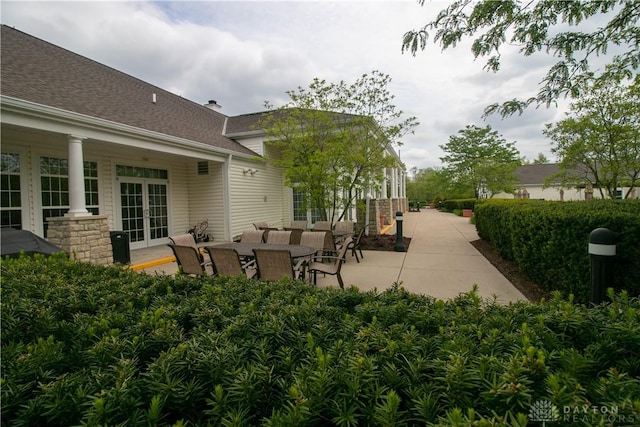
[1,0,589,170]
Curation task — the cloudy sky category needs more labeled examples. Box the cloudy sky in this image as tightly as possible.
[2,1,571,172]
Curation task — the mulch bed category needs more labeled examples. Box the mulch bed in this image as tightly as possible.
[359,234,411,251]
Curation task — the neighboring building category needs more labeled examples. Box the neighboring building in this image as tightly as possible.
[1,25,405,262]
[494,164,638,200]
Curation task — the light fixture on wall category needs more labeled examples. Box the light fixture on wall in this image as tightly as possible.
[243,168,258,175]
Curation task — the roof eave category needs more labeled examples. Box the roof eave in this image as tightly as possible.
[1,96,259,160]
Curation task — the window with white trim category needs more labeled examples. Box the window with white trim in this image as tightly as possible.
[1,153,22,229]
[40,156,99,236]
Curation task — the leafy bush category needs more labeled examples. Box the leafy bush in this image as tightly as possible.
[2,254,640,426]
[442,198,476,212]
[475,199,640,302]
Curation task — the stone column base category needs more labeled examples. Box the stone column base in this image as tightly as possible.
[47,215,114,265]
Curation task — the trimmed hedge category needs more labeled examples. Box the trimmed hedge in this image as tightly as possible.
[475,199,640,302]
[2,254,640,426]
[441,198,476,211]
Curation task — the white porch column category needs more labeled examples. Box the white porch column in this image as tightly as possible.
[66,135,91,217]
[381,168,388,198]
[391,168,398,198]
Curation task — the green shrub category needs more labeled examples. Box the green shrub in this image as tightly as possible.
[442,198,476,212]
[2,254,639,426]
[475,199,640,302]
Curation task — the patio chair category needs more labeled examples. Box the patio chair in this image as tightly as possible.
[320,230,338,257]
[259,227,279,241]
[169,233,210,267]
[300,231,325,257]
[169,233,197,247]
[266,230,292,245]
[313,221,332,231]
[168,244,211,277]
[334,221,354,246]
[307,237,353,289]
[205,246,257,279]
[284,228,303,245]
[334,221,354,234]
[288,220,307,230]
[252,221,269,230]
[252,248,298,281]
[348,224,369,263]
[295,231,326,275]
[240,229,265,243]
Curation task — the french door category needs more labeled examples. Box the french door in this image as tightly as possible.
[119,180,169,249]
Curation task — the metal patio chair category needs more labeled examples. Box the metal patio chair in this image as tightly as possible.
[307,236,353,289]
[240,229,265,243]
[313,221,332,231]
[284,228,303,245]
[288,220,308,230]
[266,230,292,245]
[205,246,257,279]
[168,244,211,277]
[252,248,299,281]
[348,224,369,263]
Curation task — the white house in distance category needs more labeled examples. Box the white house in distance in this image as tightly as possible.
[493,164,638,200]
[1,25,406,263]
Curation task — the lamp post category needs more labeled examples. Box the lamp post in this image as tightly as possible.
[589,228,616,305]
[394,211,406,252]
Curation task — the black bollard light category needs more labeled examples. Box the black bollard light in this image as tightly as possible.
[394,211,406,252]
[589,228,616,305]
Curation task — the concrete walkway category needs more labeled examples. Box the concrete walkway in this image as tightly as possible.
[133,209,526,303]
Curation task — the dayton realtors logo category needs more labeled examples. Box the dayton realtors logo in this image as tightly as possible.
[529,400,638,425]
[529,400,560,425]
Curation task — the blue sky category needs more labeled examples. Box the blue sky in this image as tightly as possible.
[2,1,574,172]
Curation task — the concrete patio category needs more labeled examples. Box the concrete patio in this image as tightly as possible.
[131,209,526,304]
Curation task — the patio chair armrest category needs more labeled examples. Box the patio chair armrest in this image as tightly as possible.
[241,259,257,269]
[308,255,343,265]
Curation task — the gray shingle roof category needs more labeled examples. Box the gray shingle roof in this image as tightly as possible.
[226,108,372,137]
[515,164,560,185]
[1,25,256,156]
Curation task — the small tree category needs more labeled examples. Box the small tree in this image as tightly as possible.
[407,167,448,205]
[402,0,640,117]
[523,153,551,165]
[544,74,640,198]
[440,125,521,198]
[261,71,418,222]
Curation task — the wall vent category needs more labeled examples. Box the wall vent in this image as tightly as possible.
[197,161,209,175]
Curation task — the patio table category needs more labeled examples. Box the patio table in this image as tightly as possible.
[209,242,317,259]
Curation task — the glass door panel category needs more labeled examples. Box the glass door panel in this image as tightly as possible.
[120,180,169,249]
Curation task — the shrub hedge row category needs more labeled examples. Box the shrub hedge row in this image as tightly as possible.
[2,254,639,426]
[440,198,476,211]
[474,199,640,302]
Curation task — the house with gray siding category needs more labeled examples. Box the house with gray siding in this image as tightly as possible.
[493,164,638,200]
[1,25,405,263]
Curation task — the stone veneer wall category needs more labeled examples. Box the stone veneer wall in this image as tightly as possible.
[47,215,113,265]
[356,198,407,235]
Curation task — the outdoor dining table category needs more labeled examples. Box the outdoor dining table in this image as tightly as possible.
[210,242,317,259]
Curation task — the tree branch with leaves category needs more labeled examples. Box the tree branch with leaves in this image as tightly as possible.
[261,71,419,222]
[403,0,640,117]
[440,125,521,198]
[544,74,640,198]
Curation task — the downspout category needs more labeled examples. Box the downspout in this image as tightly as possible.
[224,154,233,241]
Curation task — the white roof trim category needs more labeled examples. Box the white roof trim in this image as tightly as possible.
[1,96,255,162]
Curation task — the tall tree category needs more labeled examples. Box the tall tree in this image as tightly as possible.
[440,125,520,198]
[261,71,419,222]
[544,75,640,198]
[402,1,640,117]
[407,167,470,203]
